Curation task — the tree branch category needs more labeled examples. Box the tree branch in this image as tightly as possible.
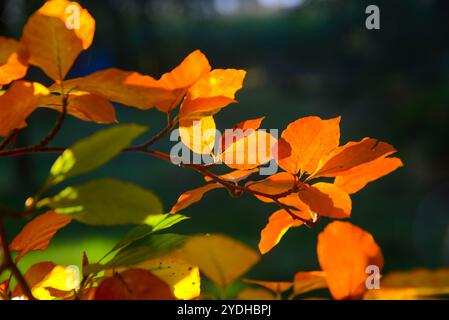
[0,217,35,300]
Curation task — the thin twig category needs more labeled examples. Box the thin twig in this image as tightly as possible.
[0,130,19,151]
[0,217,35,300]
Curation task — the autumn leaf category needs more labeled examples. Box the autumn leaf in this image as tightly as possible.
[293,271,328,297]
[364,268,449,300]
[21,0,95,81]
[95,269,174,300]
[156,49,211,112]
[128,251,201,300]
[55,68,175,110]
[221,117,266,152]
[179,116,217,155]
[180,234,260,289]
[246,172,296,203]
[180,69,246,118]
[297,182,352,219]
[10,211,72,262]
[334,156,404,194]
[277,116,341,175]
[317,221,383,300]
[259,210,303,254]
[170,183,223,214]
[14,262,79,300]
[220,130,277,170]
[0,36,28,86]
[39,91,117,124]
[0,81,50,137]
[311,138,398,178]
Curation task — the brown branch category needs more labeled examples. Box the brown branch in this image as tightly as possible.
[0,217,35,300]
[0,130,19,151]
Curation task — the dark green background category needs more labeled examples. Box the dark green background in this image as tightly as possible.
[1,0,448,286]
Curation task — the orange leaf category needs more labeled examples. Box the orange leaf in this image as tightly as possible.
[180,69,246,118]
[317,221,383,300]
[179,116,217,155]
[157,50,211,112]
[293,271,328,297]
[21,0,95,81]
[246,172,296,203]
[40,91,117,124]
[297,182,351,219]
[221,116,266,152]
[0,36,28,86]
[220,130,277,170]
[170,183,223,213]
[56,68,175,110]
[10,211,72,262]
[259,210,302,254]
[244,279,293,294]
[94,269,174,300]
[204,168,259,183]
[0,81,49,137]
[334,156,403,194]
[312,138,397,178]
[277,116,340,175]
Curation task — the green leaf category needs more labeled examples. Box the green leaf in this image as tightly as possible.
[38,178,163,226]
[86,234,187,274]
[49,124,147,185]
[111,214,190,252]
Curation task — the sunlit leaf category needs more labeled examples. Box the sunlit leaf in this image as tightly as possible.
[0,81,49,137]
[317,221,383,300]
[179,234,260,289]
[10,211,72,262]
[334,156,403,194]
[179,116,217,155]
[112,214,190,252]
[259,210,303,254]
[0,36,28,86]
[246,172,296,203]
[204,168,259,183]
[39,178,163,226]
[49,124,147,184]
[21,0,95,80]
[170,183,222,214]
[277,116,340,175]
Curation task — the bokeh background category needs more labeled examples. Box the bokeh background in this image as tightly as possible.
[1,0,449,293]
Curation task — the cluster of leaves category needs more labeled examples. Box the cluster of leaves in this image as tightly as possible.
[0,0,447,301]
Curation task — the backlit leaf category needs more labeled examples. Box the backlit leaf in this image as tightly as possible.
[0,36,28,86]
[334,156,403,194]
[179,116,217,155]
[170,183,222,214]
[49,124,147,184]
[21,0,95,80]
[204,168,259,183]
[180,234,260,288]
[39,178,163,226]
[10,211,72,262]
[0,81,49,137]
[277,116,340,175]
[317,221,383,300]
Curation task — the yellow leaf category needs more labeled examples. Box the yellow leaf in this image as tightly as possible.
[179,116,217,155]
[0,36,28,86]
[364,268,449,300]
[179,234,260,289]
[21,0,95,80]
